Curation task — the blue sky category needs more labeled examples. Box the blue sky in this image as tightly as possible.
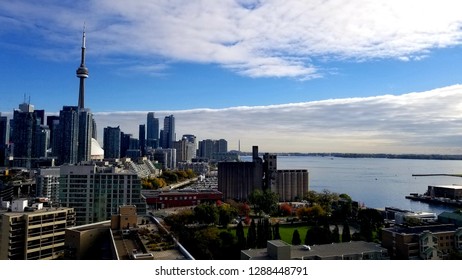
[2,0,462,153]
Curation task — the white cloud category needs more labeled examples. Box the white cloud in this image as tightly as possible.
[2,0,462,79]
[92,84,462,154]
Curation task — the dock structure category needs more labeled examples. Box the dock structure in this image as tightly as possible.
[405,184,462,207]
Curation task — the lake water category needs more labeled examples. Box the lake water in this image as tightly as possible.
[244,155,462,214]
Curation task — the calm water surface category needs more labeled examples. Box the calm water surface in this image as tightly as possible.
[245,156,462,214]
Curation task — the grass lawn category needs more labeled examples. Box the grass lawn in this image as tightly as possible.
[277,223,309,244]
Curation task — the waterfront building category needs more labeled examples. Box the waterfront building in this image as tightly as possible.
[381,223,462,259]
[241,240,388,260]
[273,170,309,201]
[103,126,121,159]
[428,185,462,200]
[218,146,308,201]
[0,199,75,260]
[146,112,159,149]
[438,211,462,227]
[59,162,146,226]
[218,146,263,201]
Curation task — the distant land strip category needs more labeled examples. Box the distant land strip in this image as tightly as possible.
[412,174,462,177]
[236,152,462,160]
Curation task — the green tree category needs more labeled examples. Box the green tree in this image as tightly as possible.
[236,221,247,249]
[194,203,218,225]
[273,222,281,240]
[217,231,239,260]
[264,218,272,241]
[292,229,301,245]
[305,225,332,245]
[218,203,238,228]
[303,190,320,205]
[342,221,351,242]
[191,227,221,259]
[332,224,340,243]
[247,219,257,249]
[296,205,326,223]
[248,189,279,216]
[358,208,384,242]
[256,219,265,248]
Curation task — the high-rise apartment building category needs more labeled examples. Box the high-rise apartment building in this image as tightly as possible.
[198,139,228,160]
[36,167,61,203]
[146,112,159,148]
[139,124,146,156]
[11,102,39,168]
[33,125,50,159]
[0,199,75,260]
[161,115,175,149]
[104,126,121,159]
[46,115,59,156]
[173,135,196,163]
[77,109,93,163]
[55,106,79,165]
[0,114,9,166]
[59,162,146,226]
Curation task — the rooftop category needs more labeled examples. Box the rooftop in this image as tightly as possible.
[382,223,459,235]
[242,240,388,260]
[429,185,462,190]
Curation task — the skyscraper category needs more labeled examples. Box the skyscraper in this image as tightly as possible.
[56,106,79,165]
[0,114,9,166]
[161,115,175,149]
[11,102,39,168]
[46,115,59,152]
[146,112,159,148]
[139,124,146,156]
[103,126,121,159]
[77,109,93,163]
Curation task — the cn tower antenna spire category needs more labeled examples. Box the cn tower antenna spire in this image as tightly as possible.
[76,24,89,110]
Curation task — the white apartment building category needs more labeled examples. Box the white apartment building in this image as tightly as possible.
[59,162,146,226]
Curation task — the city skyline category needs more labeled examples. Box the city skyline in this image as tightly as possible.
[2,1,462,153]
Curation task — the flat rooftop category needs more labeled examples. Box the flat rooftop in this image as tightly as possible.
[429,185,462,190]
[242,241,387,260]
[382,223,458,235]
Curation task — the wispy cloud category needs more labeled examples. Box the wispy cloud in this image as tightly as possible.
[92,85,462,154]
[2,1,462,79]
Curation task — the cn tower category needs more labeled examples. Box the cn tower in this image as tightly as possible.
[76,27,89,110]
